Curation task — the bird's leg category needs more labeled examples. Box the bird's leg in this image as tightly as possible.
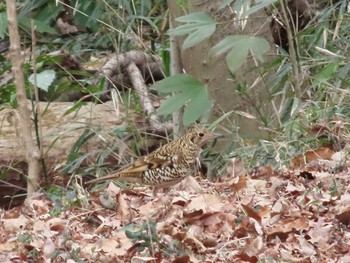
[152,187,159,196]
[152,186,171,196]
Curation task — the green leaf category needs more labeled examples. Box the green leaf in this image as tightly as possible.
[313,62,338,85]
[152,74,204,93]
[0,12,7,38]
[219,0,235,9]
[210,35,270,73]
[28,70,56,92]
[152,74,211,126]
[243,0,278,17]
[183,89,212,126]
[167,12,216,49]
[19,17,57,34]
[226,43,249,72]
[175,12,214,23]
[209,35,246,56]
[157,93,191,115]
[183,27,215,49]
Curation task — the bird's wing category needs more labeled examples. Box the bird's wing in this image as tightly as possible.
[125,155,174,172]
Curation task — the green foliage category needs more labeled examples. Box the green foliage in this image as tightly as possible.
[28,70,56,92]
[46,184,88,216]
[124,221,159,253]
[167,12,216,49]
[220,0,278,13]
[62,129,99,174]
[152,74,212,126]
[209,35,270,73]
[213,0,350,170]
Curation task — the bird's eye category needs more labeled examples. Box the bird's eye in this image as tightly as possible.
[198,132,204,137]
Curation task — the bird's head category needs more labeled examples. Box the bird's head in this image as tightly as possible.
[185,125,216,148]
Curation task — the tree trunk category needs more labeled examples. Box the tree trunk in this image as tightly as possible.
[167,1,278,144]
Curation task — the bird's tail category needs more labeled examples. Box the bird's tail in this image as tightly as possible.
[85,172,125,185]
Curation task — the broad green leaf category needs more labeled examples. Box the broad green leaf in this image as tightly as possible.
[157,93,191,115]
[157,87,200,115]
[167,24,200,36]
[209,35,247,56]
[226,43,249,72]
[28,70,56,92]
[183,88,212,126]
[210,35,270,73]
[249,37,270,61]
[183,26,216,49]
[167,12,216,49]
[152,74,204,93]
[175,12,214,23]
[153,74,211,126]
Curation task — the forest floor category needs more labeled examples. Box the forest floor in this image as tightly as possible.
[1,154,350,263]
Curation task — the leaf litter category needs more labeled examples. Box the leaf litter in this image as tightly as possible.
[1,153,350,262]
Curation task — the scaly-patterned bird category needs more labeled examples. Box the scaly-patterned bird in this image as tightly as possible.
[86,125,215,189]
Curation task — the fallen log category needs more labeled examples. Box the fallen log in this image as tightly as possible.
[0,100,124,208]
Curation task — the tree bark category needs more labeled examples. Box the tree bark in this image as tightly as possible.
[167,1,278,143]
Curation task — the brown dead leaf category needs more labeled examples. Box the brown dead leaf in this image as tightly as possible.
[231,176,247,191]
[172,197,189,207]
[183,232,207,252]
[172,254,190,263]
[186,194,225,213]
[235,253,258,263]
[297,236,316,256]
[226,158,247,178]
[43,238,56,259]
[271,198,283,213]
[200,212,222,226]
[244,236,263,257]
[251,165,276,178]
[116,192,130,219]
[336,193,350,222]
[48,218,67,232]
[292,147,334,168]
[95,237,120,254]
[2,215,30,231]
[266,217,309,241]
[202,236,218,248]
[178,176,203,193]
[2,207,21,219]
[241,204,261,223]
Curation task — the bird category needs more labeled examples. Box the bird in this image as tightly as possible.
[86,125,215,190]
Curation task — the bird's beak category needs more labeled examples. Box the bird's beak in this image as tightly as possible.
[213,132,224,139]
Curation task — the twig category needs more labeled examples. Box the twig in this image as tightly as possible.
[168,16,184,137]
[280,0,301,99]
